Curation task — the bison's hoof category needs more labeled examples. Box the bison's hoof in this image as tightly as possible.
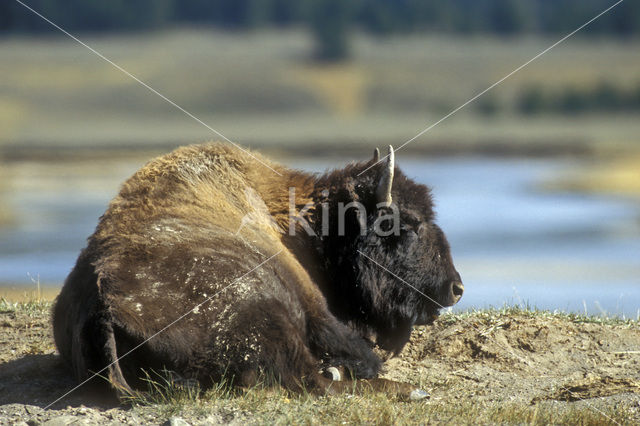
[322,366,342,381]
[409,389,429,401]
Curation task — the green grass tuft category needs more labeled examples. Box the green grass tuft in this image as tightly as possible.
[441,304,639,328]
[0,297,52,315]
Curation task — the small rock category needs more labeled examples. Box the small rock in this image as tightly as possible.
[24,405,42,415]
[409,389,429,401]
[165,417,191,426]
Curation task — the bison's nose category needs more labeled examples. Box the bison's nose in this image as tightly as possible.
[447,281,464,306]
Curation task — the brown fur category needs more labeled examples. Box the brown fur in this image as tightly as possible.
[53,142,461,399]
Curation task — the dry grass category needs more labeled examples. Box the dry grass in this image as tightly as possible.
[124,375,634,425]
[1,297,637,424]
[118,306,639,425]
[288,63,369,117]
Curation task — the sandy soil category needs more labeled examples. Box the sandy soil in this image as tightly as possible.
[385,311,640,410]
[544,155,640,197]
[0,303,638,425]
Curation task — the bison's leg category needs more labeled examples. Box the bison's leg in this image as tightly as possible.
[318,376,428,401]
[305,314,427,400]
[192,298,325,393]
[306,313,382,379]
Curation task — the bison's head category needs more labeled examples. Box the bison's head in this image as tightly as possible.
[313,146,463,354]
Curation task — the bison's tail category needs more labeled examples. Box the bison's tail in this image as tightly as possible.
[54,295,137,401]
[74,309,138,400]
[99,316,137,401]
[53,257,138,402]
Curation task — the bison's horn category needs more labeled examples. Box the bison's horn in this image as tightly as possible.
[373,147,380,162]
[376,145,394,206]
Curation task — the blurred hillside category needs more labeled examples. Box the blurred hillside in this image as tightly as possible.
[1,29,639,159]
[0,1,639,159]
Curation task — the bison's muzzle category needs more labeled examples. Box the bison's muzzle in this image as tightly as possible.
[446,280,464,306]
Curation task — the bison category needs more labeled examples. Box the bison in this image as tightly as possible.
[53,142,463,399]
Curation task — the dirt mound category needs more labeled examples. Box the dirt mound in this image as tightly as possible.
[382,310,640,409]
[537,377,640,402]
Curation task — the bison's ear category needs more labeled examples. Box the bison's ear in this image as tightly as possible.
[372,147,380,163]
[376,145,394,206]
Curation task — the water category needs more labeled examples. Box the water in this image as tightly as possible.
[0,156,638,317]
[398,158,640,317]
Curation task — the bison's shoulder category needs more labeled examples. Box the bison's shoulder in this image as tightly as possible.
[91,143,287,247]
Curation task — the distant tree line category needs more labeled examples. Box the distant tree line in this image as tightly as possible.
[472,80,640,117]
[2,1,639,60]
[516,81,640,115]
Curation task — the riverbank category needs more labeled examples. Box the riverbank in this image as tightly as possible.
[0,286,60,303]
[1,299,638,425]
[2,113,640,162]
[543,154,640,197]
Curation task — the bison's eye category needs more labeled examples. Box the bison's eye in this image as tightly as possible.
[402,230,418,245]
[377,216,395,233]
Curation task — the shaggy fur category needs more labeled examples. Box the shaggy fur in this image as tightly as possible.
[53,142,461,396]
